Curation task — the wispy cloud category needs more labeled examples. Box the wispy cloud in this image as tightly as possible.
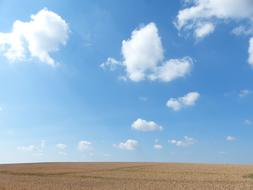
[169,136,197,147]
[226,136,236,142]
[17,140,46,156]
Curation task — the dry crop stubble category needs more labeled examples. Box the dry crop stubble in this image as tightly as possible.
[0,162,253,190]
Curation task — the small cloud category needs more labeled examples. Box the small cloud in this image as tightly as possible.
[219,151,226,155]
[103,153,111,157]
[100,57,121,71]
[249,38,253,66]
[139,96,148,102]
[194,22,215,39]
[78,140,92,151]
[226,136,236,142]
[244,119,252,126]
[168,136,197,147]
[131,118,163,132]
[113,139,138,150]
[239,89,251,97]
[153,144,163,150]
[166,92,200,111]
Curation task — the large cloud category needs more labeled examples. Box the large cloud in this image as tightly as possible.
[102,22,193,82]
[176,0,253,65]
[0,8,69,65]
[121,22,164,81]
[131,118,163,132]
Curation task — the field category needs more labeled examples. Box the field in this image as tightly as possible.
[0,162,253,190]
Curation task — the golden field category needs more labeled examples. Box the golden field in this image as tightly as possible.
[0,162,253,190]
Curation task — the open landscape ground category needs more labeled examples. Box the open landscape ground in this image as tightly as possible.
[0,162,253,190]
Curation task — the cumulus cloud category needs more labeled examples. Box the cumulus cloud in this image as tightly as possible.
[113,139,138,150]
[176,0,253,65]
[103,22,193,82]
[17,140,46,155]
[176,0,253,31]
[121,22,163,81]
[169,136,197,147]
[78,140,92,151]
[153,144,163,150]
[0,8,69,65]
[131,118,163,132]
[226,136,236,141]
[56,143,67,155]
[166,91,200,111]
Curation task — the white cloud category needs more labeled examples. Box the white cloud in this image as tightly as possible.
[17,140,46,155]
[78,140,92,151]
[113,139,138,150]
[131,118,163,132]
[176,0,253,31]
[121,22,163,81]
[249,37,253,65]
[244,119,252,126]
[176,0,253,65]
[0,8,69,65]
[56,143,67,154]
[194,22,215,39]
[169,136,197,147]
[154,144,163,150]
[226,136,236,141]
[100,57,121,71]
[166,91,200,111]
[149,57,192,82]
[103,22,193,82]
[239,89,251,97]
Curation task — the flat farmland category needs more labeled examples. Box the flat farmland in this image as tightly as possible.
[0,162,253,190]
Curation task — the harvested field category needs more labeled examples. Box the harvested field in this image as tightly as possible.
[0,162,253,190]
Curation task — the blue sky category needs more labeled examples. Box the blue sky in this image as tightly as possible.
[0,0,253,164]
